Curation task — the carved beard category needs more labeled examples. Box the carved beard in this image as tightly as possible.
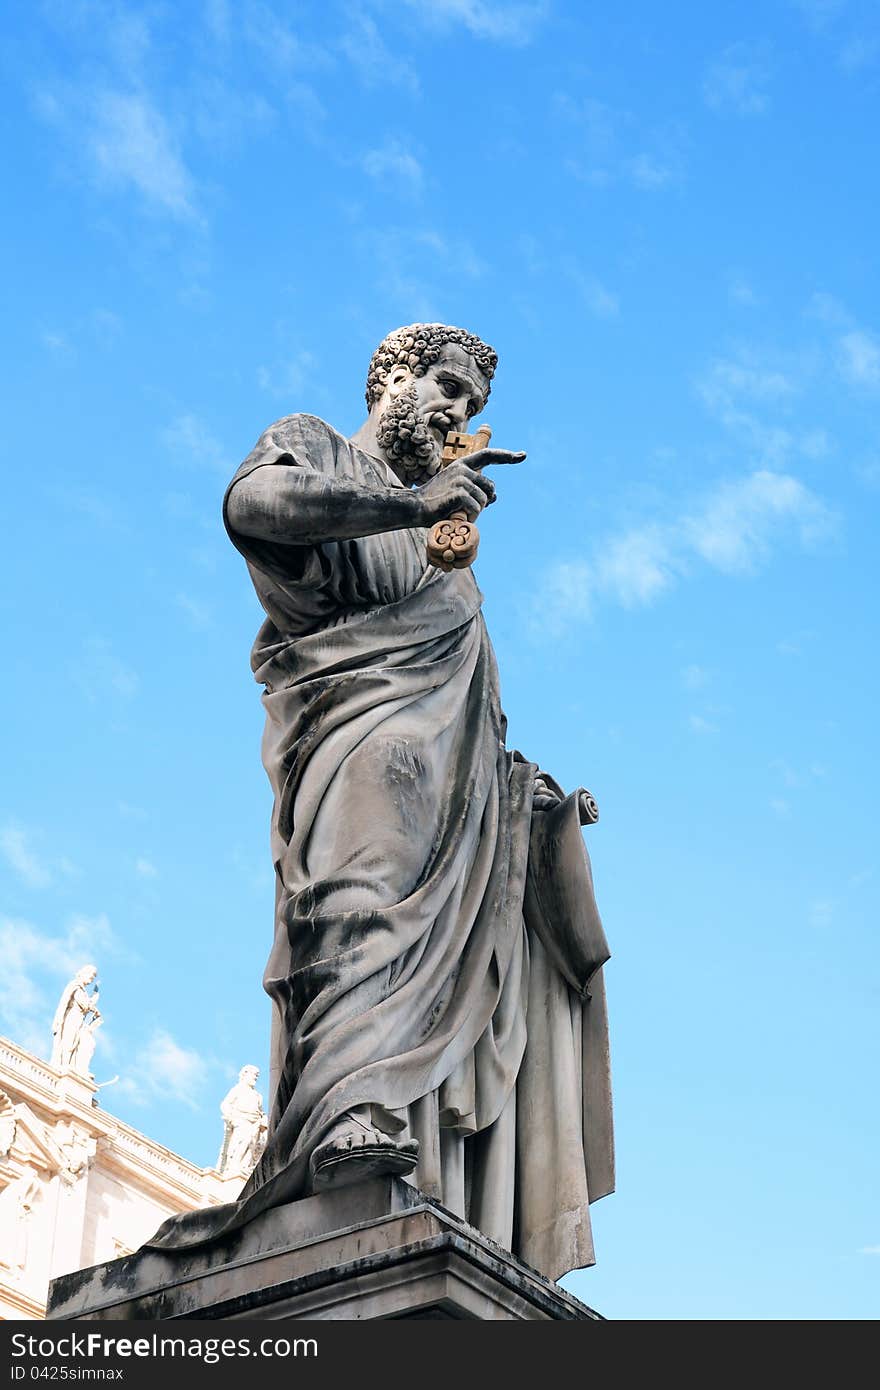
[376,385,442,485]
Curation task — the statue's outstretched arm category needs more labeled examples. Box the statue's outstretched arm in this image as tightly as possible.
[226,461,496,548]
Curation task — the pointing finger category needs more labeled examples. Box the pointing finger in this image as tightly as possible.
[475,449,526,469]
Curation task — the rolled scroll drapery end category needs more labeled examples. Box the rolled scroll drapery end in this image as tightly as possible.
[578,790,600,825]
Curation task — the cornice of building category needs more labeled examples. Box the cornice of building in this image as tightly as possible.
[0,1034,228,1208]
[0,1284,47,1319]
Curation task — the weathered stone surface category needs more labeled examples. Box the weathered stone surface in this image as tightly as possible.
[46,1179,601,1321]
[147,324,614,1289]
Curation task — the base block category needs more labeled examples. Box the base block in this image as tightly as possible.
[46,1178,601,1321]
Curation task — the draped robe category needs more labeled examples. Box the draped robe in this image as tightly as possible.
[149,413,613,1281]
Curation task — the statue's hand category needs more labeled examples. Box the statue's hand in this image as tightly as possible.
[415,461,498,524]
[533,772,563,811]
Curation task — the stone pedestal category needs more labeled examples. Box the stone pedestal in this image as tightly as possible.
[47,1178,601,1321]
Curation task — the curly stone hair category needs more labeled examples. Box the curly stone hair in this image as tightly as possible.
[365,323,498,409]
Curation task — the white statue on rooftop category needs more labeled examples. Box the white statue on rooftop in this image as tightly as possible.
[50,965,102,1076]
[217,1066,268,1178]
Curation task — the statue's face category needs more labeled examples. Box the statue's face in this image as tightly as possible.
[241,1065,259,1086]
[79,965,97,985]
[376,344,490,484]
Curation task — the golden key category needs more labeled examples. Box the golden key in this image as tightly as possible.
[426,424,493,572]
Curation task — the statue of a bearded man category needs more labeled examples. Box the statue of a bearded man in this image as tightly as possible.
[217,1066,268,1178]
[152,324,614,1281]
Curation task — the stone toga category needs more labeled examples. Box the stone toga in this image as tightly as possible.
[149,413,613,1280]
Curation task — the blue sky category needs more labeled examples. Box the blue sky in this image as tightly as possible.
[1,0,878,1320]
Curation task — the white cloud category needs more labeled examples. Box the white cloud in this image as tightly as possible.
[162,414,230,474]
[838,36,880,71]
[595,526,675,603]
[837,330,880,388]
[555,93,617,165]
[400,0,547,44]
[534,561,594,625]
[50,487,122,530]
[175,593,213,630]
[190,76,276,154]
[683,470,830,575]
[243,1,332,71]
[699,358,798,412]
[689,714,719,735]
[564,263,620,319]
[0,825,51,889]
[340,10,419,91]
[36,76,197,220]
[555,94,684,190]
[139,1029,208,1104]
[808,290,849,326]
[807,295,880,392]
[800,428,831,459]
[134,857,158,879]
[257,350,316,399]
[808,898,835,928]
[357,225,485,317]
[777,630,814,656]
[791,0,846,31]
[628,153,675,189]
[531,469,834,633]
[580,278,620,319]
[772,760,804,789]
[40,328,72,355]
[118,1029,209,1110]
[859,1245,880,1256]
[411,230,485,278]
[682,665,710,690]
[205,0,232,44]
[770,758,826,790]
[101,5,153,74]
[361,140,423,191]
[729,276,759,307]
[90,90,194,217]
[696,351,824,466]
[94,305,123,338]
[73,637,139,702]
[0,912,117,1057]
[856,458,880,490]
[703,43,771,116]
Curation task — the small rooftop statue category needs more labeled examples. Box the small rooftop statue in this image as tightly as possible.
[216,1066,268,1179]
[50,965,101,1078]
[149,324,614,1282]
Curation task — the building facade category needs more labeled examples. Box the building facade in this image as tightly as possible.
[0,1035,241,1320]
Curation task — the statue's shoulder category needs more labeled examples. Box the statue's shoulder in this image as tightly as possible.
[232,415,345,490]
[261,413,343,447]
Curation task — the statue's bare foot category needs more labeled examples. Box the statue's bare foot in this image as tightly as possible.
[310,1111,419,1190]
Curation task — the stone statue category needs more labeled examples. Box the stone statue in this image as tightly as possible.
[216,1066,268,1177]
[149,324,613,1282]
[53,1121,94,1187]
[50,965,101,1076]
